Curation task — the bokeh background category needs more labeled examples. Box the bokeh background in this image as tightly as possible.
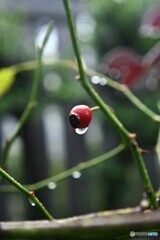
[0,0,160,221]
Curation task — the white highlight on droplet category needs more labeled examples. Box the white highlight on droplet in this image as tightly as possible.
[99,78,108,86]
[75,127,88,135]
[91,75,101,84]
[47,182,57,190]
[29,198,36,207]
[72,171,81,179]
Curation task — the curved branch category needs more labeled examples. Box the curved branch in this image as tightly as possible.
[0,208,160,239]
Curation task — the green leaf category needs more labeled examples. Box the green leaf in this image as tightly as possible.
[0,67,16,96]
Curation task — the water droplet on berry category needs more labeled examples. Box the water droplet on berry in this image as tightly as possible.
[29,198,36,207]
[47,182,57,190]
[72,171,81,179]
[75,127,88,135]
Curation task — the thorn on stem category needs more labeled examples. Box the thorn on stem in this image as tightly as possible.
[121,84,128,92]
[30,191,35,197]
[28,101,38,110]
[75,75,81,81]
[129,133,137,140]
[139,148,150,154]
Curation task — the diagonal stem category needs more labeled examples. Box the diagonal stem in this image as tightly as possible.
[0,167,54,220]
[86,67,160,122]
[62,0,158,208]
[0,144,125,192]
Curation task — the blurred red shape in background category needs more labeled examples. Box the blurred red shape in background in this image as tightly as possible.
[140,7,160,38]
[103,47,147,86]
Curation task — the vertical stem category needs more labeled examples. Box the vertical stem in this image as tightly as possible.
[156,101,160,164]
[62,0,158,208]
[156,126,160,165]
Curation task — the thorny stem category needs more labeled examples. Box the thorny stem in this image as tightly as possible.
[63,0,158,208]
[2,22,54,164]
[0,144,125,191]
[0,167,54,220]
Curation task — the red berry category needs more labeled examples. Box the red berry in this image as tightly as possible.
[69,105,92,129]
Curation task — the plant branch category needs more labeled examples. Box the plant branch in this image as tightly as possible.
[86,67,160,122]
[0,208,160,239]
[4,58,160,122]
[155,101,160,184]
[2,22,54,164]
[0,167,54,220]
[156,101,160,163]
[156,127,160,164]
[62,0,158,208]
[0,144,125,192]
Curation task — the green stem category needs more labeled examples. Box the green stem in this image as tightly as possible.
[156,126,160,165]
[0,144,125,192]
[63,0,128,140]
[2,22,54,164]
[156,101,160,179]
[25,143,125,191]
[122,88,160,122]
[86,68,160,122]
[130,144,158,206]
[90,106,100,111]
[6,58,160,122]
[0,167,54,220]
[63,0,158,208]
[13,58,78,73]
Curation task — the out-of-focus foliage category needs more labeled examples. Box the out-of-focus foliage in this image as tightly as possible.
[0,12,34,113]
[0,67,16,96]
[90,0,159,55]
[0,13,32,63]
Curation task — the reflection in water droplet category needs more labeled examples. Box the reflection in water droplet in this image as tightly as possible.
[99,78,108,86]
[47,182,57,190]
[72,171,81,179]
[29,198,36,207]
[91,76,100,84]
[75,127,88,135]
